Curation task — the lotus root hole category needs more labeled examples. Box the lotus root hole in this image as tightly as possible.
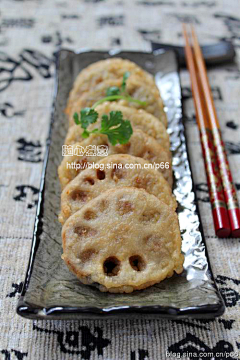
[96,76,103,84]
[141,210,161,222]
[129,255,145,271]
[103,257,120,276]
[71,190,88,202]
[117,200,134,215]
[96,169,105,180]
[84,177,95,185]
[79,249,96,263]
[134,176,148,189]
[84,210,97,221]
[74,226,96,237]
[111,164,124,181]
[99,199,109,212]
[144,150,154,161]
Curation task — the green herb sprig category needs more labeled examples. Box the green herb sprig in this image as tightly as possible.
[92,72,147,108]
[73,109,133,146]
[73,72,147,145]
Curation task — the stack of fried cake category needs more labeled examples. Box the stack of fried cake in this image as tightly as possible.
[58,58,184,293]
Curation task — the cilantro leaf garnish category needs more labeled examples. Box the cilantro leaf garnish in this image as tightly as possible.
[121,71,130,93]
[74,108,98,138]
[81,129,91,138]
[73,112,80,125]
[100,111,133,145]
[77,108,98,128]
[106,86,121,97]
[95,71,146,108]
[72,71,146,145]
[75,110,133,146]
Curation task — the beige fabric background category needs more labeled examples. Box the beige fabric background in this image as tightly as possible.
[0,0,239,359]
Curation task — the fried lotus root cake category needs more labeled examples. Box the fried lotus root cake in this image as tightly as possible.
[66,58,160,114]
[58,129,172,189]
[59,154,177,224]
[68,75,167,127]
[65,102,170,151]
[62,187,184,293]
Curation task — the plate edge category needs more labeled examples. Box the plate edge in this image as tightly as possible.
[16,49,225,320]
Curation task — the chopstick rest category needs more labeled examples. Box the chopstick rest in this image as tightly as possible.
[151,41,235,67]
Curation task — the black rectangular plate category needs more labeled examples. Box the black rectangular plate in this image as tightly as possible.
[17,50,225,320]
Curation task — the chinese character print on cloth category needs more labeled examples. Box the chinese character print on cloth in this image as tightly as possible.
[0,0,240,359]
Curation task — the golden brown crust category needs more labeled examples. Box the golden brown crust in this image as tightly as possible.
[59,59,184,294]
[59,154,176,224]
[58,129,172,189]
[66,58,161,114]
[67,75,167,127]
[62,187,184,293]
[65,102,170,151]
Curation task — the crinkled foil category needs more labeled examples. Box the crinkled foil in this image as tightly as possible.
[17,50,224,320]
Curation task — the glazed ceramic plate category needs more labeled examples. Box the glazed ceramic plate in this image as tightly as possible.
[17,50,225,320]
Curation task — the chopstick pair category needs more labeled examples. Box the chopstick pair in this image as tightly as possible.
[182,24,240,238]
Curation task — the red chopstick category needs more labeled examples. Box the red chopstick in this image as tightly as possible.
[190,26,240,238]
[182,24,231,238]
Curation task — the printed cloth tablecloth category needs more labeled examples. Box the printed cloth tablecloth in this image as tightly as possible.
[0,0,240,359]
